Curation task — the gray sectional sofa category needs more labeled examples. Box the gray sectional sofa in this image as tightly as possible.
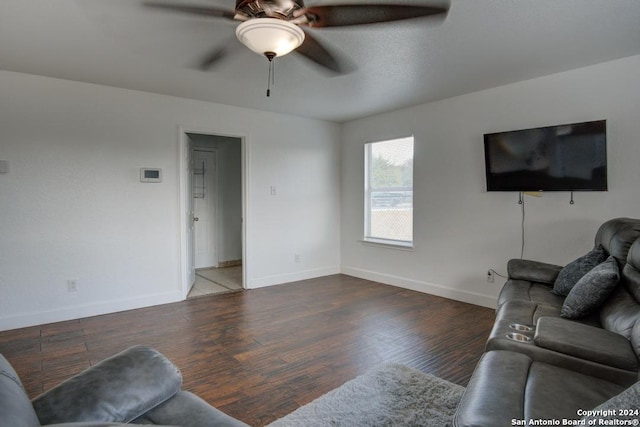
[454,217,640,426]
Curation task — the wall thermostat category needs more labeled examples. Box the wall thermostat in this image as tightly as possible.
[140,168,162,183]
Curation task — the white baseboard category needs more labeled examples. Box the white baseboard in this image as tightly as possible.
[247,266,341,289]
[341,266,497,309]
[0,291,183,332]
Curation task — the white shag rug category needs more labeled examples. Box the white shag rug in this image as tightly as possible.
[267,363,464,427]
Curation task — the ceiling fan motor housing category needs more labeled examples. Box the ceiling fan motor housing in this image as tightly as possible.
[235,0,306,19]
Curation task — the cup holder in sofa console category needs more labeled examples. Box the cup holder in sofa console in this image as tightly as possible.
[509,323,534,332]
[506,333,532,343]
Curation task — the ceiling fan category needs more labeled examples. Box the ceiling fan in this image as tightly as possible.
[143,0,450,75]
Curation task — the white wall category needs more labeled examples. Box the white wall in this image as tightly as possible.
[340,55,640,308]
[3,55,638,331]
[0,70,341,331]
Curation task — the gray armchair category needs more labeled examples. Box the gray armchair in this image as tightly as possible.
[1,345,249,427]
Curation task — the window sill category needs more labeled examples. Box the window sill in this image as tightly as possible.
[360,238,414,251]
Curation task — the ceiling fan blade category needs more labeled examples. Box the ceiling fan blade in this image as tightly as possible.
[300,3,448,28]
[194,36,243,70]
[197,46,229,70]
[295,30,354,75]
[142,2,238,20]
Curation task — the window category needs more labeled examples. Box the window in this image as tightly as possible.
[364,136,414,247]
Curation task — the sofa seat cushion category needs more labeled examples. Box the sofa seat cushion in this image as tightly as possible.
[497,280,565,309]
[534,317,638,371]
[496,299,601,328]
[496,300,542,325]
[453,351,532,427]
[524,360,626,421]
[453,351,627,427]
[32,346,182,425]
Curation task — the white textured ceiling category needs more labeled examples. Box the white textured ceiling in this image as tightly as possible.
[1,0,640,122]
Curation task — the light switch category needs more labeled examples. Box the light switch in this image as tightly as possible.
[0,160,8,174]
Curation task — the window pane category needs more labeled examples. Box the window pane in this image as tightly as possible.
[369,190,413,241]
[370,138,414,190]
[365,137,413,244]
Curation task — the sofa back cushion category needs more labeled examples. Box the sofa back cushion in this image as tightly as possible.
[0,354,41,427]
[601,237,640,359]
[595,218,640,269]
[600,287,640,340]
[622,238,640,303]
[632,319,640,362]
[624,240,640,360]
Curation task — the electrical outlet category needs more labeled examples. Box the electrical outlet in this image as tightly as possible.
[486,270,494,283]
[294,254,300,263]
[67,279,79,292]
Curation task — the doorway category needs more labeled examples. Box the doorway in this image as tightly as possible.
[179,130,246,299]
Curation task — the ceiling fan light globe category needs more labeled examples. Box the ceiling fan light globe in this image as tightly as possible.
[236,18,305,57]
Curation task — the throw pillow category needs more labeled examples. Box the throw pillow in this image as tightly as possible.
[561,256,620,319]
[552,244,608,296]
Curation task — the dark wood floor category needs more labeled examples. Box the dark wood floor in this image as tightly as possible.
[0,274,495,426]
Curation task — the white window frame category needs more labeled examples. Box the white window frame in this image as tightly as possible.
[363,136,414,249]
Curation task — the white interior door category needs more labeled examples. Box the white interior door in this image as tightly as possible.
[193,149,218,268]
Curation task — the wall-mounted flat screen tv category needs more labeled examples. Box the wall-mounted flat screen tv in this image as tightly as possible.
[484,120,607,192]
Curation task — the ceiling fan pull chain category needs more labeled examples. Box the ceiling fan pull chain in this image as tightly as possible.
[265,52,276,97]
[267,60,272,97]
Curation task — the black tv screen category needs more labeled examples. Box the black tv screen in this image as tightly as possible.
[484,120,607,192]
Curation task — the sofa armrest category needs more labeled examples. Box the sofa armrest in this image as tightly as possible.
[32,346,182,425]
[134,390,250,427]
[534,317,638,371]
[507,259,563,284]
